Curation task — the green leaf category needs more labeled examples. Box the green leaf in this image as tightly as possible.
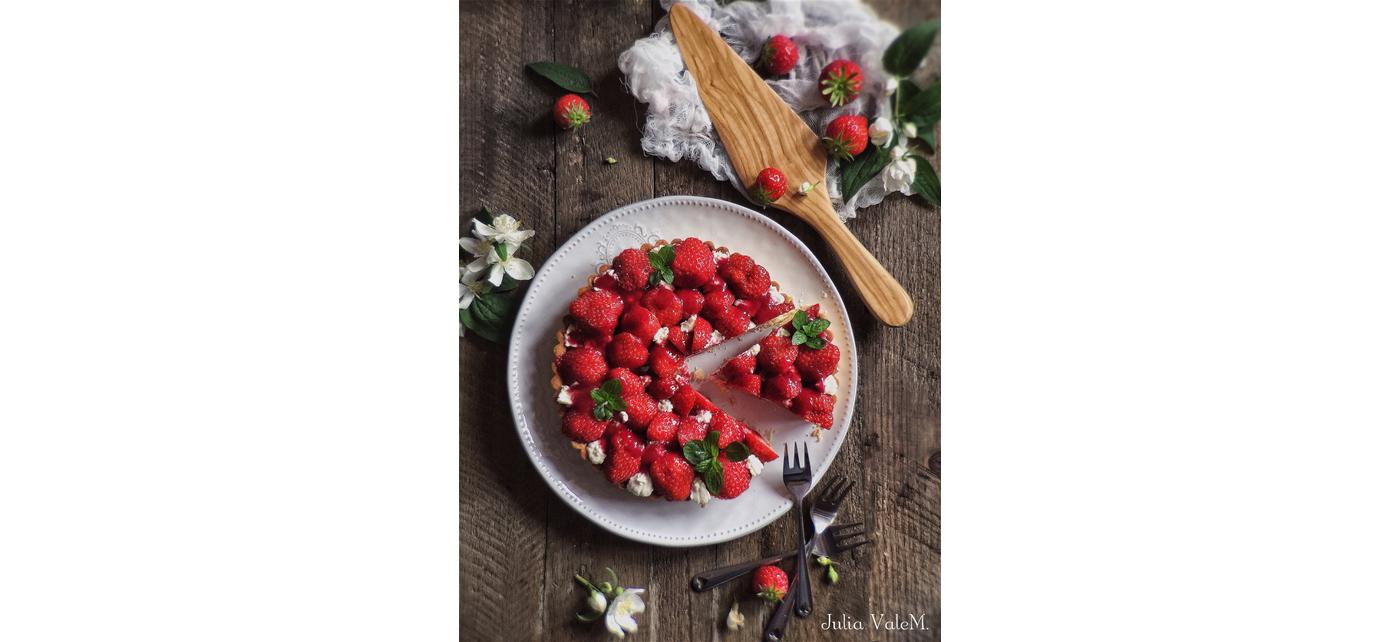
[576,611,602,623]
[882,20,940,77]
[911,155,941,206]
[839,144,890,204]
[724,442,750,462]
[461,292,514,343]
[704,430,720,450]
[791,331,808,346]
[495,243,510,262]
[683,441,713,470]
[806,318,831,335]
[593,405,610,421]
[903,81,939,129]
[703,467,723,495]
[792,310,808,328]
[526,61,593,94]
[892,79,919,122]
[602,379,622,396]
[804,336,828,350]
[474,205,494,225]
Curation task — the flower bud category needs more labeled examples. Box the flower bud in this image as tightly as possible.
[869,117,894,147]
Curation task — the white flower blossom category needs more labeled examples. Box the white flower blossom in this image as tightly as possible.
[473,213,535,250]
[586,591,608,616]
[460,236,493,279]
[902,121,919,138]
[882,146,917,195]
[483,242,535,287]
[883,77,899,96]
[869,117,894,147]
[726,601,745,630]
[604,589,645,638]
[460,272,490,309]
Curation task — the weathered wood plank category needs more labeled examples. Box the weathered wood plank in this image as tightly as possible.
[460,1,558,641]
[540,1,661,641]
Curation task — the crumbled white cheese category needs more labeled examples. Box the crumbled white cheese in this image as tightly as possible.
[745,455,764,477]
[744,343,761,357]
[713,250,731,261]
[745,321,755,331]
[776,327,790,338]
[626,472,654,497]
[767,287,783,306]
[679,315,698,332]
[653,326,670,344]
[822,374,838,394]
[708,329,722,348]
[585,440,606,465]
[657,399,673,413]
[564,327,581,347]
[618,411,629,424]
[695,410,713,424]
[557,386,573,407]
[690,478,712,507]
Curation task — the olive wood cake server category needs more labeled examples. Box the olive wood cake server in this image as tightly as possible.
[668,3,914,327]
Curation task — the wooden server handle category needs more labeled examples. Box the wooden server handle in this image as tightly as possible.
[790,195,915,326]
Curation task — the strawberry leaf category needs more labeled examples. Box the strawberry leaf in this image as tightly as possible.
[882,20,940,77]
[911,155,940,206]
[526,61,593,94]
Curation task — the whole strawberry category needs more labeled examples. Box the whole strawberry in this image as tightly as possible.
[793,389,836,429]
[818,59,863,107]
[606,332,649,369]
[823,114,869,161]
[794,341,841,382]
[670,238,716,288]
[753,565,788,603]
[569,289,623,336]
[751,167,787,206]
[612,248,653,291]
[760,35,799,76]
[756,333,798,373]
[557,345,608,385]
[715,457,751,498]
[650,451,695,501]
[553,93,591,130]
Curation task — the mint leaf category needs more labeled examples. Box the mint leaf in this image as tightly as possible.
[724,442,750,461]
[602,379,622,396]
[593,405,610,421]
[804,336,828,350]
[792,310,808,328]
[839,144,890,204]
[911,155,940,206]
[682,440,710,467]
[882,20,940,77]
[704,430,720,452]
[806,318,830,335]
[703,467,723,495]
[791,331,808,346]
[526,61,593,94]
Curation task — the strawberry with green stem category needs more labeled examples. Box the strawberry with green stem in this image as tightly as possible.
[818,59,864,107]
[750,167,787,206]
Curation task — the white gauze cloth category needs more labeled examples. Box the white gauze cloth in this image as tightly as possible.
[619,0,909,219]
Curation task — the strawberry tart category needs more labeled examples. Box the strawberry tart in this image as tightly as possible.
[551,237,839,505]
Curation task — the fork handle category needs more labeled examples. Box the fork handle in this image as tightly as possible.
[689,550,799,592]
[763,578,798,642]
[792,515,813,618]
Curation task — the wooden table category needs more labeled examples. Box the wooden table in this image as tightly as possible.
[461,1,939,640]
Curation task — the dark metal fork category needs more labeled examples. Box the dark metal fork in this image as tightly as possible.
[689,475,864,592]
[763,443,813,642]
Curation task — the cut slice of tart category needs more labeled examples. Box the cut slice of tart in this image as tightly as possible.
[712,304,840,429]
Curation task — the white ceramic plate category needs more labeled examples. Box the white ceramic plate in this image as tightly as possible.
[506,196,858,547]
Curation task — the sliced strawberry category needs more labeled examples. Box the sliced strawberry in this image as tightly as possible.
[744,430,779,462]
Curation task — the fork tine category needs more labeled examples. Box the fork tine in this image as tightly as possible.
[783,442,790,471]
[802,443,811,471]
[832,537,870,553]
[829,521,863,534]
[832,478,853,505]
[831,526,866,541]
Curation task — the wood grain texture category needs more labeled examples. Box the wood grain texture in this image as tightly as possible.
[463,0,938,639]
[668,4,915,328]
